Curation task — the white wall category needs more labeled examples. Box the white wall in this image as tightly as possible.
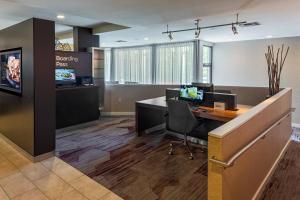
[213,37,300,124]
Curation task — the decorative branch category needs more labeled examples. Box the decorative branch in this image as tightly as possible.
[265,44,289,96]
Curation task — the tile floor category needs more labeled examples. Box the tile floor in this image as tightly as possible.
[0,137,122,200]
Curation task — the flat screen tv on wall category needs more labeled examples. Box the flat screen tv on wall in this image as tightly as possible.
[0,48,22,95]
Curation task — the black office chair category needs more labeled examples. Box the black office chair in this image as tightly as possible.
[166,99,205,160]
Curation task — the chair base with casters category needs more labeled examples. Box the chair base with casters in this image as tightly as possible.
[168,132,207,160]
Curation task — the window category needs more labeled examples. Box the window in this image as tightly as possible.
[105,41,213,85]
[104,49,111,81]
[202,46,212,83]
[155,42,194,84]
[113,46,152,84]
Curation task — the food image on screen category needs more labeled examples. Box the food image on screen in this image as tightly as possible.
[0,49,22,93]
[55,68,76,84]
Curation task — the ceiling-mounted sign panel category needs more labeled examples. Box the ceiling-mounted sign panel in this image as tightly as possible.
[55,51,92,77]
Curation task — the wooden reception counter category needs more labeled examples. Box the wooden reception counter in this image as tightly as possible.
[208,88,292,200]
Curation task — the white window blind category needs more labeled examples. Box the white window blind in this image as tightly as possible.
[202,46,212,83]
[155,42,194,85]
[113,46,152,84]
[104,49,111,81]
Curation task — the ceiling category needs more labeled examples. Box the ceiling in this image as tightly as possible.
[1,0,300,47]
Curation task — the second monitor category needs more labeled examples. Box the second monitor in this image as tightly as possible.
[191,82,214,92]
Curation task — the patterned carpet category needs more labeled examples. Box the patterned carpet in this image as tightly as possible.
[56,117,208,200]
[56,117,300,200]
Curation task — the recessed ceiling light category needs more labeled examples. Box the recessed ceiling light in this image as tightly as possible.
[266,35,273,39]
[144,37,149,41]
[57,15,65,19]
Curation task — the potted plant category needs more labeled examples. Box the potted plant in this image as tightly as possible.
[265,44,290,97]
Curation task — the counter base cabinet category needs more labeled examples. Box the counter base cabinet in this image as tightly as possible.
[56,86,100,129]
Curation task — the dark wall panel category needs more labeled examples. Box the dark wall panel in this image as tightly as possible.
[33,19,56,156]
[0,19,35,155]
[214,86,269,106]
[0,18,56,157]
[104,85,269,113]
[73,27,99,52]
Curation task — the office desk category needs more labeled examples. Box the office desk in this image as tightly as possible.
[136,96,252,136]
[136,97,167,136]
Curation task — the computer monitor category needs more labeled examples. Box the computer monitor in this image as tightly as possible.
[191,82,214,92]
[179,86,204,102]
[55,68,76,85]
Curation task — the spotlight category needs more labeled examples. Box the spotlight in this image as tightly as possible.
[165,25,173,41]
[195,29,201,39]
[168,32,173,41]
[194,19,201,39]
[232,24,238,35]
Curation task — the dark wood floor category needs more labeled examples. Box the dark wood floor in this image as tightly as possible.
[56,117,208,200]
[56,117,300,200]
[260,140,300,200]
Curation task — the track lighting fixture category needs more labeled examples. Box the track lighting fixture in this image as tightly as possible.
[232,24,238,35]
[168,32,173,41]
[194,19,201,39]
[166,25,173,41]
[195,29,201,38]
[232,14,239,35]
[163,14,258,39]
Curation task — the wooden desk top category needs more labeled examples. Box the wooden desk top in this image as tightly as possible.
[136,96,167,110]
[193,104,253,122]
[136,96,253,122]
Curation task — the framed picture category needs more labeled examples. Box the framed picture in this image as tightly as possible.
[0,48,22,95]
